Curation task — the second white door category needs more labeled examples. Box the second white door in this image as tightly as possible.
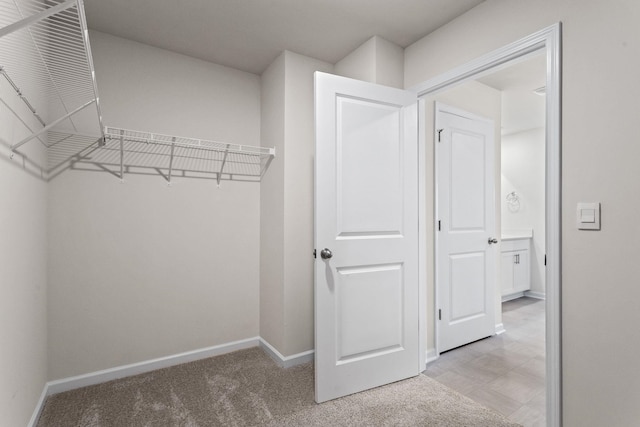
[436,103,496,353]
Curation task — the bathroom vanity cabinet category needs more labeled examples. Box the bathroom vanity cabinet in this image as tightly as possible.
[501,237,531,301]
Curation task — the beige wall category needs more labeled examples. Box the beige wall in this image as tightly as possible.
[0,49,49,426]
[334,37,377,83]
[405,0,640,424]
[282,51,333,355]
[260,53,286,352]
[260,50,333,357]
[47,31,262,379]
[335,36,404,89]
[422,80,502,352]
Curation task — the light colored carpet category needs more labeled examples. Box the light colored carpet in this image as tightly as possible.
[37,347,521,426]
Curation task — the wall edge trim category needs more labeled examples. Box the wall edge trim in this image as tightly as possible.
[45,336,260,396]
[524,291,546,300]
[259,337,314,368]
[27,383,49,427]
[425,349,439,365]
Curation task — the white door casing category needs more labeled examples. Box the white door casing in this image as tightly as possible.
[435,103,496,353]
[413,24,561,426]
[314,72,419,403]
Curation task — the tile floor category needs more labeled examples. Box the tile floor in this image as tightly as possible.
[424,297,546,427]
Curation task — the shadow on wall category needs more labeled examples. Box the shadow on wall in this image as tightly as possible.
[0,137,48,181]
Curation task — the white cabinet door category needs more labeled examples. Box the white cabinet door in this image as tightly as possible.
[500,239,531,298]
[513,249,530,292]
[501,251,516,295]
[314,72,420,403]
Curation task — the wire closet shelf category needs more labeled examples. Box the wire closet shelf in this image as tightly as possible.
[100,127,275,185]
[0,0,104,161]
[0,0,274,183]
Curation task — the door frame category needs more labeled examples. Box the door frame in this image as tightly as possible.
[412,23,562,427]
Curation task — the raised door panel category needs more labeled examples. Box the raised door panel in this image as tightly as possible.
[336,264,404,362]
[337,98,403,237]
[450,130,486,232]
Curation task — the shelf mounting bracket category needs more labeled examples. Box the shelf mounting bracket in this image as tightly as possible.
[167,137,176,184]
[119,129,124,181]
[217,143,231,187]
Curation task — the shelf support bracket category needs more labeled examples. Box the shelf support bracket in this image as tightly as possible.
[11,99,96,152]
[167,137,176,184]
[0,67,46,127]
[119,129,124,181]
[261,153,275,179]
[217,143,231,187]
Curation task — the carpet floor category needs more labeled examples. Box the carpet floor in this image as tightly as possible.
[37,347,521,426]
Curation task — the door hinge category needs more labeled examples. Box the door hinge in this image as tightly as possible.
[437,128,443,142]
[438,309,442,320]
[313,249,316,259]
[438,220,441,231]
[544,254,547,266]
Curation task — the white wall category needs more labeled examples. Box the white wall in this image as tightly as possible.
[405,0,640,424]
[501,127,545,295]
[260,50,333,357]
[422,80,502,352]
[0,48,49,426]
[335,36,404,89]
[47,31,262,379]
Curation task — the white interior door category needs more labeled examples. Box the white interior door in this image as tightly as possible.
[436,103,496,353]
[314,72,419,403]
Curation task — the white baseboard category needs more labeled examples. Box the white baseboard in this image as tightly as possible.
[426,349,439,364]
[47,336,260,396]
[495,323,506,335]
[259,338,314,368]
[27,384,49,427]
[525,290,546,300]
[502,291,525,302]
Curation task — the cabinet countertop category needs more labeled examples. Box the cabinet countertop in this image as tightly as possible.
[501,234,533,241]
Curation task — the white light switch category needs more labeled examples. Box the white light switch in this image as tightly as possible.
[577,202,600,230]
[580,209,595,223]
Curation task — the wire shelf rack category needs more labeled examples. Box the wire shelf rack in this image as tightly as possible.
[80,127,276,185]
[0,0,104,156]
[1,0,275,184]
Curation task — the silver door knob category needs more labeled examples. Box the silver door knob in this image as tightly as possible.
[488,238,498,244]
[320,248,333,260]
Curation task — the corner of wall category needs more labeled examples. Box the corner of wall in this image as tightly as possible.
[259,51,287,353]
[0,59,49,427]
[333,36,377,83]
[373,36,404,89]
[281,51,332,358]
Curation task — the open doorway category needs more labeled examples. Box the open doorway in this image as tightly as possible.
[414,24,561,427]
[426,51,547,426]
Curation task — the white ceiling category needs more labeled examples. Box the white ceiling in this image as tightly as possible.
[477,53,547,135]
[84,0,484,75]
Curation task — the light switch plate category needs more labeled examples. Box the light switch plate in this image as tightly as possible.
[577,202,600,230]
